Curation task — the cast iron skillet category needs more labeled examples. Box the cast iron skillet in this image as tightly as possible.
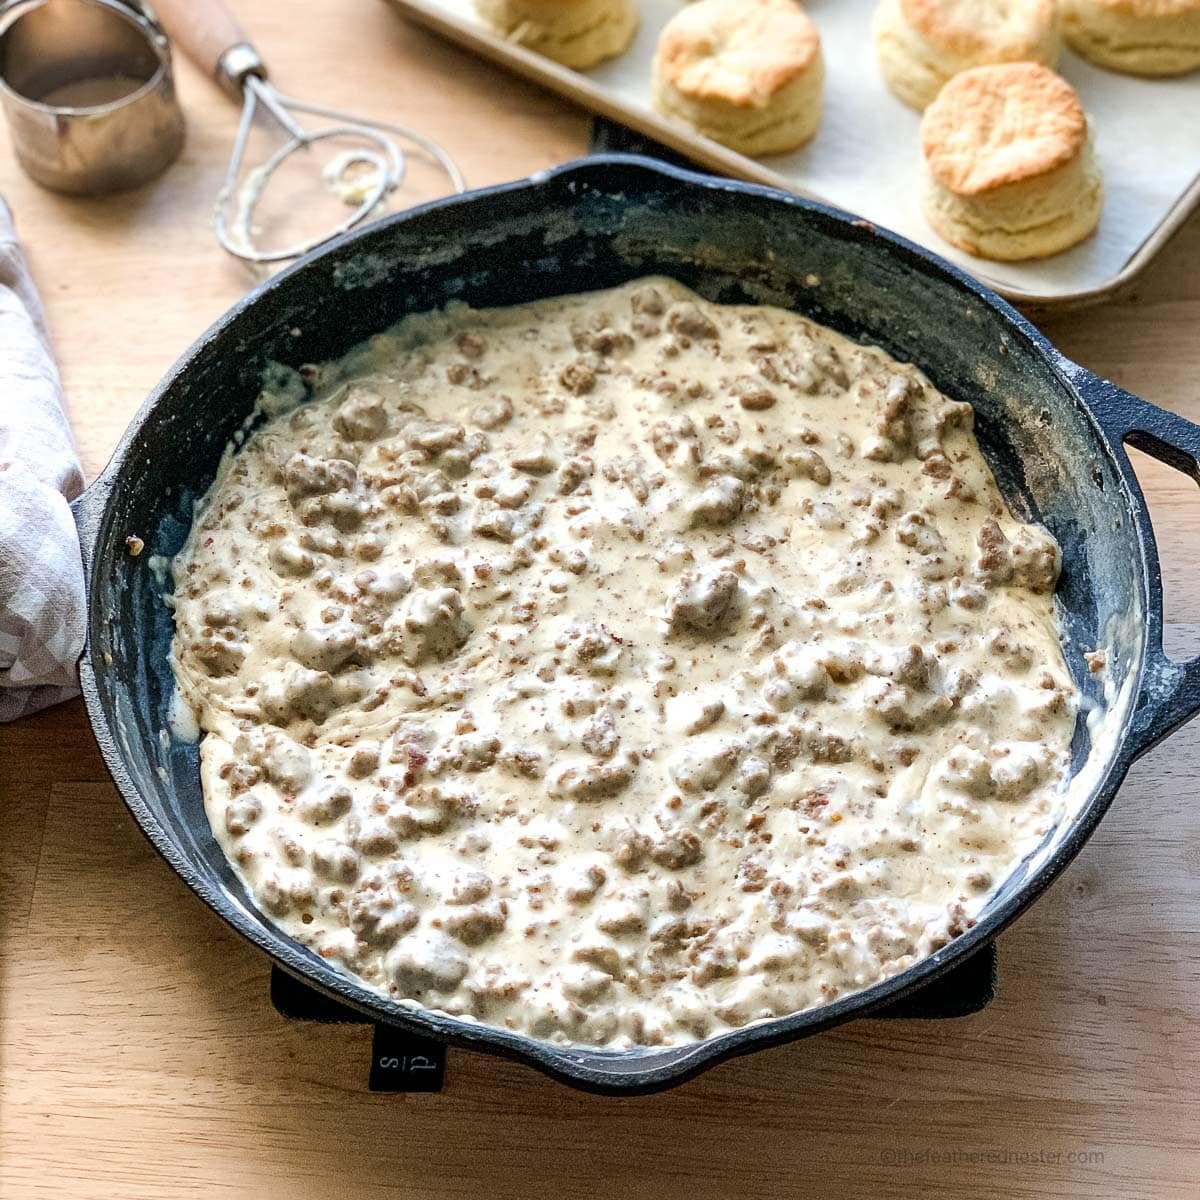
[72,155,1200,1095]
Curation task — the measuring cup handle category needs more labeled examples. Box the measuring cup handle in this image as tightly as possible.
[152,0,266,96]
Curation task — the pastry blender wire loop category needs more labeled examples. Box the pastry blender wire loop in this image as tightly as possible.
[153,0,464,265]
[218,73,465,265]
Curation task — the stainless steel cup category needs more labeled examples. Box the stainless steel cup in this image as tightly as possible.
[0,0,185,194]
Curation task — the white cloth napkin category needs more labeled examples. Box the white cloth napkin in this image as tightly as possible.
[0,200,86,721]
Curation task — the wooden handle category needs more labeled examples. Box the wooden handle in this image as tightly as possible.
[153,0,254,80]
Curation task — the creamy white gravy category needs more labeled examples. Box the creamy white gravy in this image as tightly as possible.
[169,278,1077,1048]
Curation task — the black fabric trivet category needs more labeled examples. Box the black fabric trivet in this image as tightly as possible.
[270,945,995,1092]
[271,948,995,1027]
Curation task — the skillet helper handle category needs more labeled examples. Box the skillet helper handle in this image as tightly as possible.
[1075,366,1200,758]
[152,0,267,97]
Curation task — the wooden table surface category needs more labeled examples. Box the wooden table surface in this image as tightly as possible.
[2,4,1198,1197]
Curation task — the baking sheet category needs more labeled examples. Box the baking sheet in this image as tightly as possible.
[386,0,1200,305]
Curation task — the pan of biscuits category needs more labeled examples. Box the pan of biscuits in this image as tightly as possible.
[382,0,1200,305]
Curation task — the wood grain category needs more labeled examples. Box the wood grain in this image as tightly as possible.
[1,2,1198,1197]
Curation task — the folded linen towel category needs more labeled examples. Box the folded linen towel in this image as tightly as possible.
[0,200,86,721]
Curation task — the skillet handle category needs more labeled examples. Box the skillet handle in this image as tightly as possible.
[1072,365,1200,759]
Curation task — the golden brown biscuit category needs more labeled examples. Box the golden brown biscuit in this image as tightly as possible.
[475,0,638,70]
[652,0,824,156]
[1062,0,1200,75]
[873,0,1061,110]
[920,62,1103,260]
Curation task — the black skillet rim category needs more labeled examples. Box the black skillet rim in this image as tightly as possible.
[75,153,1162,1094]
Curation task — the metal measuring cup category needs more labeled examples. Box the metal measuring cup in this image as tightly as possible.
[0,0,184,194]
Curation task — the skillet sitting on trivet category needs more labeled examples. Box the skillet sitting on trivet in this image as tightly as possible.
[72,156,1200,1095]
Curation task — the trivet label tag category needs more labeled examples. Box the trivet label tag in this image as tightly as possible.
[369,1024,447,1093]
